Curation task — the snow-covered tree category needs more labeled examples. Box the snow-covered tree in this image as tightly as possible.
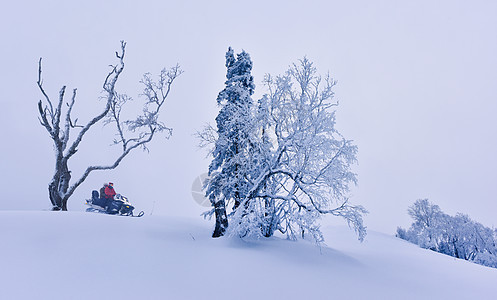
[405,199,444,249]
[397,199,497,268]
[200,55,367,243]
[37,41,181,210]
[228,58,367,242]
[203,47,257,237]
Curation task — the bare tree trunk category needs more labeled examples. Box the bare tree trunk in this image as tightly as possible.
[48,158,71,210]
[48,181,60,210]
[213,199,228,238]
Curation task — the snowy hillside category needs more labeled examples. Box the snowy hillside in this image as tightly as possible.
[1,211,496,300]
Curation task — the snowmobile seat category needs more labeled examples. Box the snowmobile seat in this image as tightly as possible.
[91,190,107,208]
[92,190,99,201]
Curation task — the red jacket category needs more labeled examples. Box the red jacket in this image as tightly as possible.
[104,186,116,199]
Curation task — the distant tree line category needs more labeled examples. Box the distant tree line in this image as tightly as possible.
[397,199,497,268]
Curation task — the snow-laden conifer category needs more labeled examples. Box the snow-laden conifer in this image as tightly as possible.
[204,47,257,237]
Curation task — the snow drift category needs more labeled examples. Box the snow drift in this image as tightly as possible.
[1,211,496,299]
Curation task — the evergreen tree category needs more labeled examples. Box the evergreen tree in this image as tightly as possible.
[206,47,256,237]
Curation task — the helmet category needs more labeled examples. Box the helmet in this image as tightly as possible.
[109,182,114,186]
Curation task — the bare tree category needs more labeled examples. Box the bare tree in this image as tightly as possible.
[37,41,182,210]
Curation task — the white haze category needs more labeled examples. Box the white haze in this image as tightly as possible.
[0,0,496,234]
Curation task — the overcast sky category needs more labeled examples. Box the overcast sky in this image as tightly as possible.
[1,0,496,234]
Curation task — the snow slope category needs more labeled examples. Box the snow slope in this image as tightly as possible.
[1,211,496,300]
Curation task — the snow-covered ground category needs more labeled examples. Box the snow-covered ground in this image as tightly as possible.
[1,211,496,299]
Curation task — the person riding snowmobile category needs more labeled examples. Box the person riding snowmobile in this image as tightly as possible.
[87,183,144,217]
[93,182,116,208]
[104,182,117,200]
[99,183,108,199]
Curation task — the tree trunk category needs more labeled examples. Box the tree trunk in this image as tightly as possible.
[49,159,71,211]
[233,182,241,211]
[453,240,460,258]
[48,181,62,210]
[262,198,276,237]
[213,199,228,238]
[232,141,241,211]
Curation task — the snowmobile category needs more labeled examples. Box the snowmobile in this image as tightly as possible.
[86,190,144,217]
